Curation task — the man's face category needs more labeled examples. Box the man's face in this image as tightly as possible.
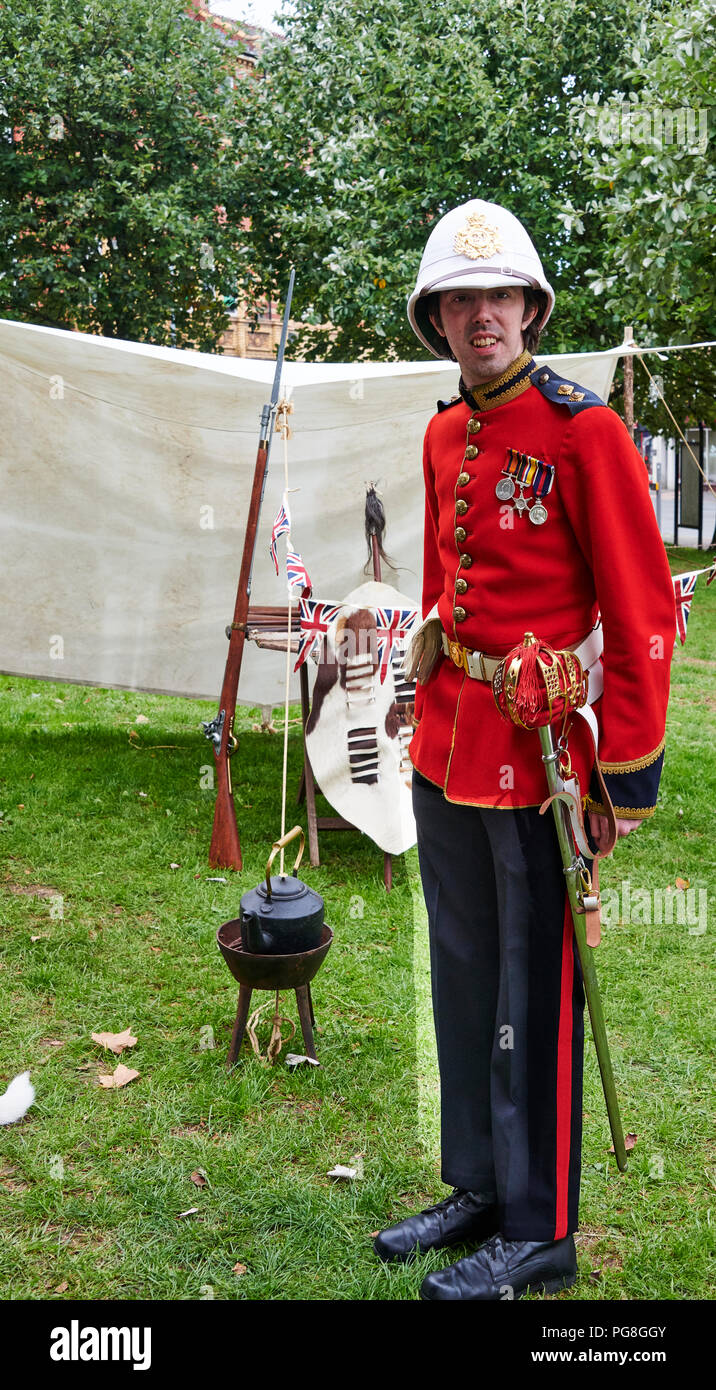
[428,286,538,384]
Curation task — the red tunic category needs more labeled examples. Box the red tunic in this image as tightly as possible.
[409,354,676,816]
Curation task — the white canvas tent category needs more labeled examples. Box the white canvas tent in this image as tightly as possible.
[0,318,622,707]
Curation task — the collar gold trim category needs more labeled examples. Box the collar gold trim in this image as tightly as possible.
[463,351,535,412]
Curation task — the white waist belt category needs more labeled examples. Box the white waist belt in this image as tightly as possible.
[438,622,604,747]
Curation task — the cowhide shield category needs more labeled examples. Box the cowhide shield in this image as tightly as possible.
[305,581,419,855]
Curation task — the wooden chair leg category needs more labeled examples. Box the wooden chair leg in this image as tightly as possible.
[295,986,318,1061]
[384,852,393,891]
[227,985,253,1070]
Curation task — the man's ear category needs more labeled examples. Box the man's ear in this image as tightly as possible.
[521,299,539,331]
[427,300,447,339]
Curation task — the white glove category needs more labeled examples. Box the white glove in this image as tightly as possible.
[403,604,443,685]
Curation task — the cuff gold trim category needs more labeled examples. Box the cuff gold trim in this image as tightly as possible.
[598,736,665,775]
[586,798,656,819]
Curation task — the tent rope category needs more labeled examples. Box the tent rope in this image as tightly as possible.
[635,350,716,503]
[276,396,295,876]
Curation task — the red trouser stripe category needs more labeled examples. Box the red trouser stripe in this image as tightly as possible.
[554,896,575,1239]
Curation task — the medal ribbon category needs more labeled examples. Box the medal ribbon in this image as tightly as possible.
[503,449,555,498]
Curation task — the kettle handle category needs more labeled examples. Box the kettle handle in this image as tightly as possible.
[265,825,305,898]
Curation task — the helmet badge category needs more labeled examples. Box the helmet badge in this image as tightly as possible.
[453,211,504,261]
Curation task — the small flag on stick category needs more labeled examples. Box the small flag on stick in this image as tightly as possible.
[269,497,291,574]
[673,571,698,645]
[293,599,342,671]
[286,547,312,598]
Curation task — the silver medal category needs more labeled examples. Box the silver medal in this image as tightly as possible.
[528,502,548,526]
[495,477,515,501]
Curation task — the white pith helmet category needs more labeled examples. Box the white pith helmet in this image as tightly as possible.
[407,199,555,357]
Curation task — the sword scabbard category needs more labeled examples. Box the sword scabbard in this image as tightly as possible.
[539,723,628,1173]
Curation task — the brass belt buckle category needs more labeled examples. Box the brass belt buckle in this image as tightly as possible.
[448,639,464,670]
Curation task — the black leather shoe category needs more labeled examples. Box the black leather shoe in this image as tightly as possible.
[420,1232,577,1300]
[373,1189,499,1264]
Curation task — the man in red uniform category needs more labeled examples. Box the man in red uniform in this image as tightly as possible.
[373,200,675,1300]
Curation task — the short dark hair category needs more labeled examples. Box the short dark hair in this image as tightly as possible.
[522,288,548,354]
[423,286,549,359]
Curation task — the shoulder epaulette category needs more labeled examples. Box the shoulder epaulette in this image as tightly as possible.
[531,365,605,415]
[436,395,462,414]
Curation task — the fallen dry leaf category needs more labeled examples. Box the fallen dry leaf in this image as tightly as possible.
[609,1132,637,1154]
[55,1281,69,1294]
[675,876,690,891]
[190,1170,207,1188]
[91,1028,137,1055]
[177,1207,199,1220]
[97,1064,140,1089]
[40,1039,64,1048]
[30,934,48,943]
[232,1262,247,1276]
[149,946,161,954]
[135,714,149,724]
[285,1053,320,1070]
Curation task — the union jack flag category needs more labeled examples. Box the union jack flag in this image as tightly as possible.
[269,496,291,574]
[286,547,312,598]
[293,598,342,671]
[673,570,698,645]
[374,606,419,683]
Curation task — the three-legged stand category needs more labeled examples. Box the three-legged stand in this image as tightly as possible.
[227,983,318,1069]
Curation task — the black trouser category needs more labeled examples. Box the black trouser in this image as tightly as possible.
[412,769,586,1241]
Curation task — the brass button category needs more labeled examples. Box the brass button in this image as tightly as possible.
[455,526,467,543]
[455,577,468,594]
[460,553,472,568]
[453,606,467,623]
[455,499,468,515]
[539,372,549,384]
[457,471,470,486]
[467,419,482,433]
[464,444,479,459]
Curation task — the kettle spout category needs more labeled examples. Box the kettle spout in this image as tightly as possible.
[240,910,264,954]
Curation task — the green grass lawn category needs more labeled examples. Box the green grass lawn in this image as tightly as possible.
[0,544,714,1301]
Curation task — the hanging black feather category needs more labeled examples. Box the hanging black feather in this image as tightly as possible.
[364,484,395,574]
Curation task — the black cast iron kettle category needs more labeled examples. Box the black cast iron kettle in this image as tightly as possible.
[239,826,324,955]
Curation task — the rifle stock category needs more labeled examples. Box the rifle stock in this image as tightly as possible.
[204,270,295,870]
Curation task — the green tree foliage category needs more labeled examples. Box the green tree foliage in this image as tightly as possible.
[0,0,253,347]
[238,0,669,361]
[565,0,715,426]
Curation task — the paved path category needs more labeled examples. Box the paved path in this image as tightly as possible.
[651,487,716,549]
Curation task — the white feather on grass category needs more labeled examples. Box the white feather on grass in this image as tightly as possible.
[0,1071,35,1125]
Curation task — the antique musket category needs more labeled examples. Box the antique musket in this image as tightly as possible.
[203,269,296,869]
